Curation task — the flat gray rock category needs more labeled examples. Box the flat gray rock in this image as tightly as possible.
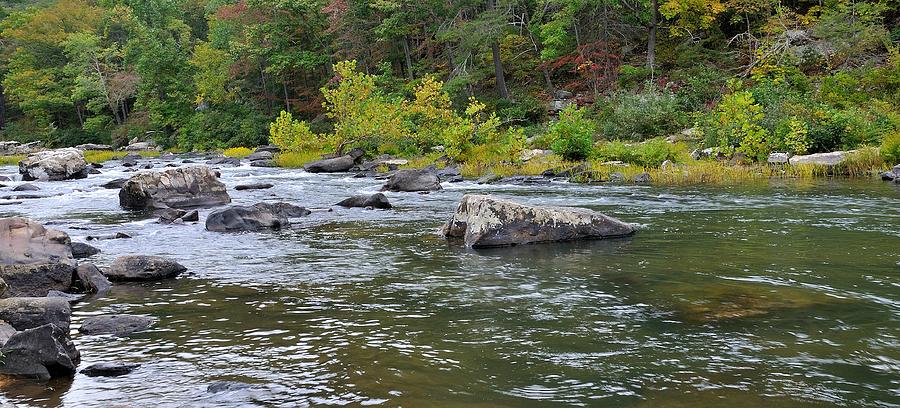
[79,314,154,335]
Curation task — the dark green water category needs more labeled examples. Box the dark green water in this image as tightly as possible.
[0,163,898,407]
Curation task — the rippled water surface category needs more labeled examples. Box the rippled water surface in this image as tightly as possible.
[0,158,898,407]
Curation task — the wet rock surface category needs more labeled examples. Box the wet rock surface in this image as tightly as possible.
[119,166,231,209]
[79,314,154,335]
[81,362,140,377]
[206,202,310,232]
[381,169,442,192]
[303,155,355,173]
[0,297,71,331]
[18,149,89,181]
[336,193,392,209]
[442,194,636,248]
[0,323,80,380]
[103,255,186,281]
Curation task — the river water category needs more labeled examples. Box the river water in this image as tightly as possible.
[0,157,898,407]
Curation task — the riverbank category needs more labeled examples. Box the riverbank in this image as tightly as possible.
[2,145,897,187]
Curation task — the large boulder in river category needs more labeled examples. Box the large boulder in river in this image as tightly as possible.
[0,297,71,331]
[206,202,310,232]
[0,323,80,380]
[104,255,186,281]
[442,194,636,248]
[0,217,73,265]
[381,169,442,192]
[336,193,392,209]
[118,166,231,209]
[17,149,88,181]
[303,155,355,173]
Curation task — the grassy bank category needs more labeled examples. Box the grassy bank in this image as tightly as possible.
[0,150,161,167]
[270,146,890,186]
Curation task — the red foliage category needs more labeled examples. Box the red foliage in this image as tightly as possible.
[545,41,621,94]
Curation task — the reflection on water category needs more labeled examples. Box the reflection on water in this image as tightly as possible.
[0,161,898,407]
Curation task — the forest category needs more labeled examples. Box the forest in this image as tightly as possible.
[0,0,899,170]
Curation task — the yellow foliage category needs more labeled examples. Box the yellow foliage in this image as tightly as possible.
[223,147,252,158]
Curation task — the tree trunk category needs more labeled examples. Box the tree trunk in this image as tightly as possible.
[282,79,290,112]
[647,0,658,74]
[0,84,6,129]
[402,36,414,80]
[487,0,510,99]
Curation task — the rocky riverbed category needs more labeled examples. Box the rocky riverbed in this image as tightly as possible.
[0,149,898,407]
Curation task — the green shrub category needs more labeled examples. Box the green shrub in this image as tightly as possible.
[598,88,688,141]
[179,104,267,151]
[671,65,727,111]
[618,65,651,90]
[593,138,681,167]
[881,131,900,164]
[548,105,595,161]
[704,89,772,161]
[269,110,325,153]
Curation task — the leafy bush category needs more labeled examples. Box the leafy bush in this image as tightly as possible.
[704,89,772,161]
[618,65,651,90]
[179,104,267,151]
[548,105,595,161]
[598,88,688,141]
[321,60,409,154]
[671,65,727,111]
[882,131,900,164]
[269,111,324,153]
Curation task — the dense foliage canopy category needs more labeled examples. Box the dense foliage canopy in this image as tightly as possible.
[0,0,897,163]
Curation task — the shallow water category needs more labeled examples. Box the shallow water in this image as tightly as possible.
[0,158,898,407]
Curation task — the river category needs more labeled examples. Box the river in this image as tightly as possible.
[1,157,898,407]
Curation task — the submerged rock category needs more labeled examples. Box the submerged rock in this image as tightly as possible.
[381,169,442,192]
[207,381,252,393]
[70,242,100,259]
[304,155,355,173]
[206,202,310,232]
[79,314,153,335]
[0,297,71,331]
[0,323,80,380]
[235,183,274,191]
[104,255,186,281]
[18,149,88,181]
[81,362,140,377]
[336,193,392,209]
[12,184,40,192]
[442,194,636,248]
[119,166,231,209]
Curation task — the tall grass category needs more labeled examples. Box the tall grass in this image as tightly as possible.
[223,147,253,158]
[0,155,25,166]
[274,150,326,168]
